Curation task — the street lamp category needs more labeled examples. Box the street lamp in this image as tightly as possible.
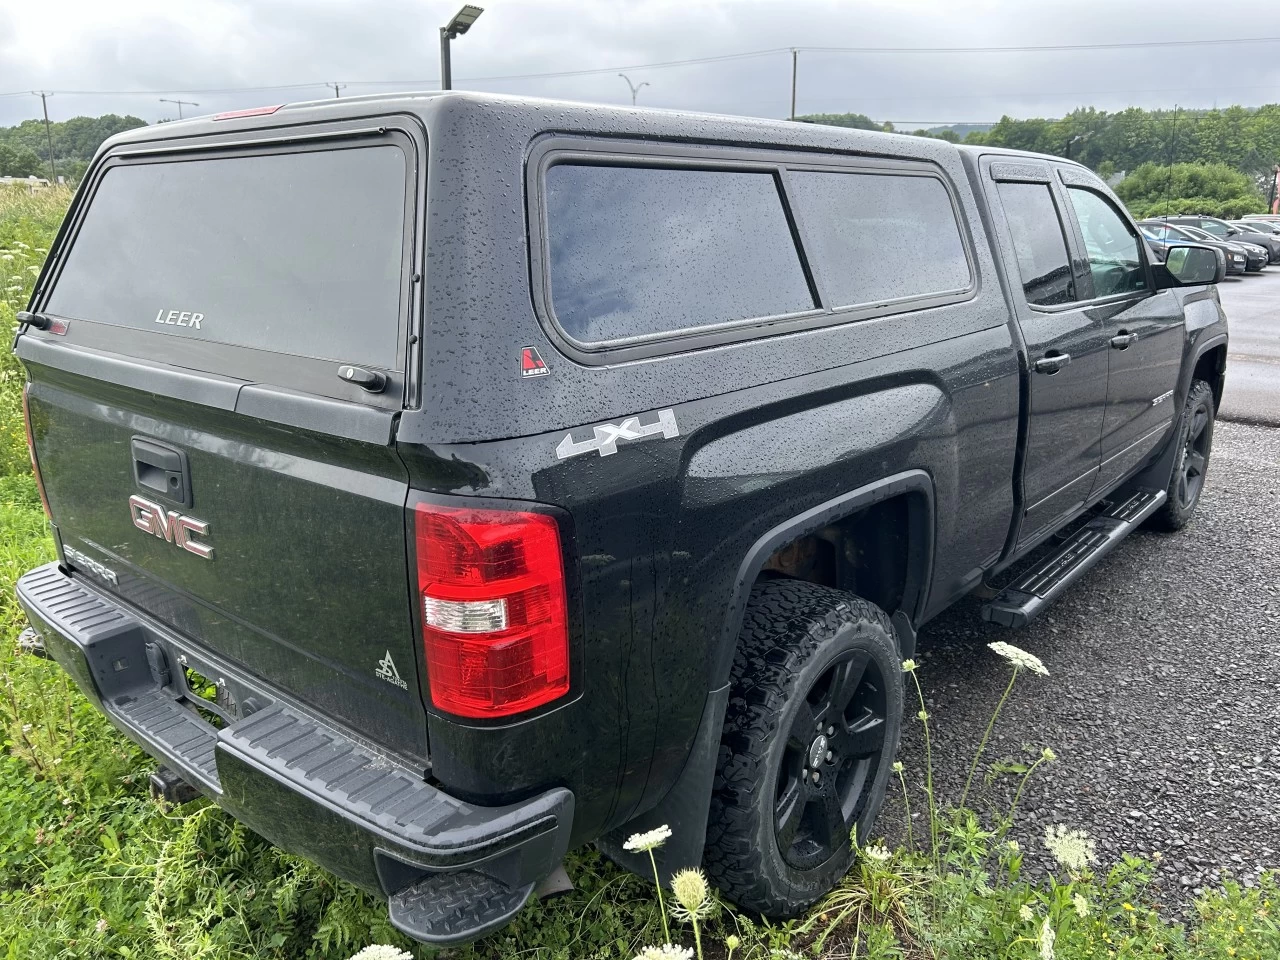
[440,5,484,91]
[618,73,649,106]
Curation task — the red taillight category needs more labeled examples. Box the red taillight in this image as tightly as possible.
[21,384,52,520]
[414,502,570,718]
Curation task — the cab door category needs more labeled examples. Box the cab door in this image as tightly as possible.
[1054,169,1184,492]
[982,159,1110,549]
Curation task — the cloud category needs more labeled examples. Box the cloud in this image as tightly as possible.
[3,0,1280,127]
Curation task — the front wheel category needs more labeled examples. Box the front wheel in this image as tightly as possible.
[704,579,904,917]
[1148,378,1215,532]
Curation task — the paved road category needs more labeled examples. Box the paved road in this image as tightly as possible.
[883,420,1280,909]
[1218,271,1280,426]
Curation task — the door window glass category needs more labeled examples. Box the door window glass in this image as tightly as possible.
[994,181,1076,306]
[1066,187,1146,298]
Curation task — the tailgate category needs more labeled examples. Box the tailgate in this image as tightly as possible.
[19,124,429,763]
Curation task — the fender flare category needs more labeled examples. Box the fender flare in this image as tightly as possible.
[712,468,936,687]
[600,468,936,881]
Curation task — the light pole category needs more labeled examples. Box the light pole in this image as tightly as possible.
[159,98,199,120]
[1065,132,1091,161]
[618,73,649,106]
[440,5,484,91]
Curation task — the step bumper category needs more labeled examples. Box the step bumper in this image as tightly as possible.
[15,562,573,945]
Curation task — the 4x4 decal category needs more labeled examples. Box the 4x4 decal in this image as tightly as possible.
[555,409,679,460]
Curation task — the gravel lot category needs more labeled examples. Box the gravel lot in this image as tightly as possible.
[882,420,1280,908]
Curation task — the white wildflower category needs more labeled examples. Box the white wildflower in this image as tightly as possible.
[1007,839,1021,853]
[901,659,918,673]
[1041,746,1057,761]
[988,641,1049,676]
[1018,903,1034,922]
[861,843,892,862]
[670,868,713,921]
[1044,824,1098,872]
[635,946,694,960]
[891,760,904,774]
[95,918,109,934]
[623,824,673,852]
[347,947,413,960]
[1073,893,1090,918]
[1039,917,1056,960]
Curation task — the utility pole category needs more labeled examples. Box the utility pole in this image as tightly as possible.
[618,74,649,106]
[159,98,199,120]
[790,49,798,120]
[32,91,57,182]
[328,82,346,98]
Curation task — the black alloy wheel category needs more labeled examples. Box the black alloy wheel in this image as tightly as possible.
[775,650,888,869]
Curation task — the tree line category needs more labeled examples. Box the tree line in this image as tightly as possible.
[0,114,146,181]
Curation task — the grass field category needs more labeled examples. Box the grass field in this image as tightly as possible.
[1,184,1277,960]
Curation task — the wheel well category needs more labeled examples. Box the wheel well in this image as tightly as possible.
[1193,345,1227,412]
[757,495,915,619]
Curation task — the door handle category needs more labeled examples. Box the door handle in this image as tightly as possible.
[1110,331,1137,350]
[1032,352,1072,374]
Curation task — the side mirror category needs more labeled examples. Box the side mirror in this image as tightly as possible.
[1226,226,1239,236]
[1155,243,1224,288]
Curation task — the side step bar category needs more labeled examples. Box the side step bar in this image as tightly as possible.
[982,488,1166,628]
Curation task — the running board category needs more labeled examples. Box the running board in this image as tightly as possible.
[983,489,1167,629]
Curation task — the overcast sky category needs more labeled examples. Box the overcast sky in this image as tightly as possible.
[4,0,1280,129]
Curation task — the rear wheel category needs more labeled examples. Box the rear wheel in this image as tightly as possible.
[1149,378,1215,532]
[704,579,903,916]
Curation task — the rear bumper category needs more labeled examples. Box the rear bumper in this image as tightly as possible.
[15,563,573,945]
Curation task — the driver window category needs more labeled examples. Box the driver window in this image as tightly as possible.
[1065,187,1146,298]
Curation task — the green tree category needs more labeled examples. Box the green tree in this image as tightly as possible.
[1113,162,1266,219]
[0,143,44,178]
[794,112,881,130]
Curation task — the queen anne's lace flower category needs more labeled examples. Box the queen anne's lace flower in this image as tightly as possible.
[670,868,713,921]
[1044,824,1099,872]
[1039,917,1056,960]
[635,945,694,960]
[1018,903,1034,922]
[861,843,892,862]
[988,641,1049,676]
[1073,893,1090,918]
[347,947,414,960]
[623,824,673,852]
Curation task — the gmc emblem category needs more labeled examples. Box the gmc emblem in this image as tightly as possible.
[128,495,213,559]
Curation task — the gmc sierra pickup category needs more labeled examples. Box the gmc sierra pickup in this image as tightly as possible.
[12,91,1227,944]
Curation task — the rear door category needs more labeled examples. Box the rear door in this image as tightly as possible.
[20,122,429,762]
[983,159,1109,548]
[1055,170,1184,492]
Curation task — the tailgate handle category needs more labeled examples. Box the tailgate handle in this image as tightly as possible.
[131,437,192,507]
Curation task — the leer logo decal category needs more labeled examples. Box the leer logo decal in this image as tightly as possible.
[555,409,679,460]
[375,650,408,689]
[128,495,213,559]
[154,309,204,330]
[520,346,550,378]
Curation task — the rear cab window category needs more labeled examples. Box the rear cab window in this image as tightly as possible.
[38,129,418,408]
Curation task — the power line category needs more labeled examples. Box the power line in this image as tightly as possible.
[6,35,1280,100]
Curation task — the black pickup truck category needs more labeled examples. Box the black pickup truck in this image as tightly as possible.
[13,92,1227,945]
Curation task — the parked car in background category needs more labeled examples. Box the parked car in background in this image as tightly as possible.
[1140,220,1247,274]
[1230,220,1280,260]
[1179,224,1267,271]
[1159,214,1247,240]
[1139,229,1229,275]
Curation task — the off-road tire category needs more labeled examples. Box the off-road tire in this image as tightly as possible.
[704,579,904,917]
[1148,379,1216,532]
